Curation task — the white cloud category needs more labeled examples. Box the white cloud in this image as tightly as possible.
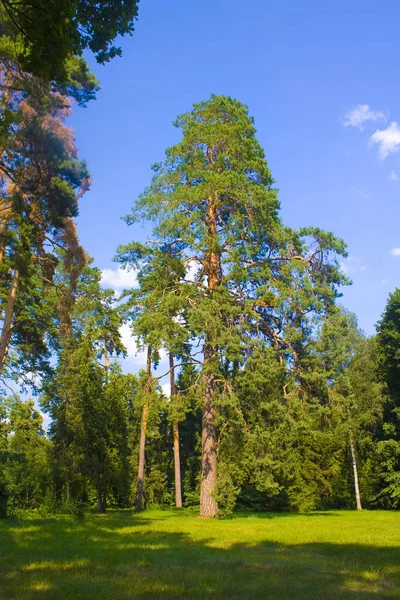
[161,383,171,398]
[344,104,386,130]
[101,267,137,290]
[390,170,400,181]
[119,323,146,364]
[390,248,400,257]
[370,122,400,159]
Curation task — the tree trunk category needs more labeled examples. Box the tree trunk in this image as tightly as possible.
[200,363,218,517]
[349,423,362,511]
[135,346,151,511]
[199,194,221,518]
[97,486,106,513]
[104,347,110,382]
[170,353,182,509]
[0,269,19,374]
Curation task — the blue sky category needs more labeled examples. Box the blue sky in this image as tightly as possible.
[70,0,400,368]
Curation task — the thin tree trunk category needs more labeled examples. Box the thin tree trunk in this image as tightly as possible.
[170,352,182,509]
[104,347,110,382]
[349,421,362,511]
[200,194,220,518]
[97,486,106,513]
[0,234,7,262]
[135,346,151,511]
[0,269,19,374]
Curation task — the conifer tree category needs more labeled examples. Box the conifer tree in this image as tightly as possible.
[0,59,93,383]
[116,245,191,509]
[121,95,347,517]
[376,289,400,507]
[41,264,126,512]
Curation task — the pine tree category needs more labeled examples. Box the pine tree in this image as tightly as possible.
[121,95,347,516]
[0,59,93,384]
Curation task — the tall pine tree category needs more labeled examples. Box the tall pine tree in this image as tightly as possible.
[120,95,347,516]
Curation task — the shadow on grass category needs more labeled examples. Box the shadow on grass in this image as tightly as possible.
[0,511,399,599]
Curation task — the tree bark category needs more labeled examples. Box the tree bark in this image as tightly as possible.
[0,269,19,374]
[135,346,151,511]
[170,352,182,509]
[200,194,221,517]
[349,422,362,511]
[200,362,218,516]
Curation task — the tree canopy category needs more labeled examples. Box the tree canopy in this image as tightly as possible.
[0,91,398,519]
[0,0,140,82]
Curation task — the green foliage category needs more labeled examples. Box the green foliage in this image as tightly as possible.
[377,289,400,404]
[375,290,400,507]
[118,95,349,515]
[1,396,53,514]
[0,56,93,386]
[40,263,133,513]
[215,468,240,518]
[144,468,170,507]
[1,93,398,520]
[0,0,139,83]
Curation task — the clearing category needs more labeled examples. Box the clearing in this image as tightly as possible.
[0,509,399,599]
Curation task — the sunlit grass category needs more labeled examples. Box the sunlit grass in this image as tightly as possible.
[0,509,399,599]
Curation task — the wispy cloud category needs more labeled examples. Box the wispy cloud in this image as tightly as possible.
[390,248,400,257]
[339,255,367,275]
[100,267,137,290]
[344,104,386,130]
[389,170,400,181]
[349,186,369,200]
[370,122,400,159]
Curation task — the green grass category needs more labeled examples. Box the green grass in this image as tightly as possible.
[0,509,399,599]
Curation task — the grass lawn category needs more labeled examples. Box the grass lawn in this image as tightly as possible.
[0,509,399,599]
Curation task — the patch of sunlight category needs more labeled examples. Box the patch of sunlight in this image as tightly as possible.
[24,559,90,572]
[30,582,54,591]
[341,577,380,593]
[386,565,400,574]
[134,543,170,550]
[10,526,42,534]
[98,527,139,535]
[361,570,380,581]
